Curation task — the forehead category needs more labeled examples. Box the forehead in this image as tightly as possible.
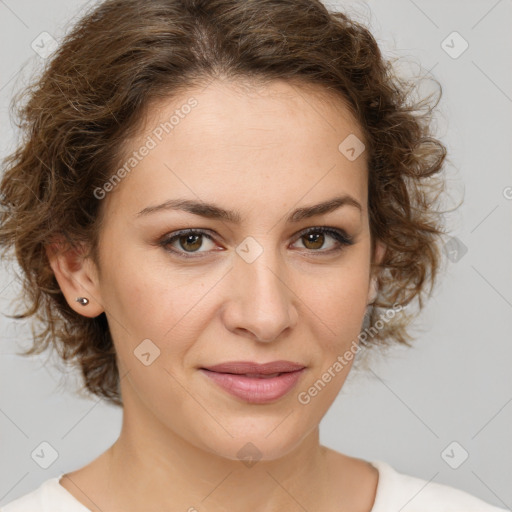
[140,78,364,147]
[105,78,368,219]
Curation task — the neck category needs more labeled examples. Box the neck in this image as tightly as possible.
[102,393,333,511]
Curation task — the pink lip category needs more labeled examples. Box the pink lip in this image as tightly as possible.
[200,360,306,404]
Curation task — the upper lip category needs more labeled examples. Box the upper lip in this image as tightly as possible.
[201,361,305,375]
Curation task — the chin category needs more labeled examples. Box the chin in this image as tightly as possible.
[196,424,310,464]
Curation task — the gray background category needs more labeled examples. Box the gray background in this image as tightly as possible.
[0,0,511,509]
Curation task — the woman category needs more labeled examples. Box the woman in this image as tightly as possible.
[0,0,506,510]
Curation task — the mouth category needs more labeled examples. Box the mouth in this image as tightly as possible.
[199,361,306,404]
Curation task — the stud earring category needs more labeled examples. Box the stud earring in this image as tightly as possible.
[75,297,89,306]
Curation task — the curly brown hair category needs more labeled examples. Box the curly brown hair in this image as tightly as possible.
[0,0,448,407]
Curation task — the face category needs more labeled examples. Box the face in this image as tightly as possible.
[78,79,383,461]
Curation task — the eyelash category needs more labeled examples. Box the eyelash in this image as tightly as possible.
[157,226,354,260]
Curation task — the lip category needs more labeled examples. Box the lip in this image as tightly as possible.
[203,360,305,375]
[200,360,306,404]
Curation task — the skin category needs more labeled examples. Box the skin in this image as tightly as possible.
[47,78,386,512]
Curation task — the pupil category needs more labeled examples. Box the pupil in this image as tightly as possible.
[180,234,201,252]
[305,233,323,249]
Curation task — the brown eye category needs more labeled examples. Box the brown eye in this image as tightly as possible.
[301,231,325,250]
[159,229,217,258]
[177,233,203,252]
[293,227,354,253]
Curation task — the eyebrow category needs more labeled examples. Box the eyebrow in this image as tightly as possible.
[136,194,362,223]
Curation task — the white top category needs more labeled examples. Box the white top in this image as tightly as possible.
[1,460,507,511]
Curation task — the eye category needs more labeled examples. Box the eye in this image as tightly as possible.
[158,226,354,259]
[292,226,354,254]
[158,229,218,258]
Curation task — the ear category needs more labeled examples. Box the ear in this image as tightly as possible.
[367,240,386,305]
[45,237,104,318]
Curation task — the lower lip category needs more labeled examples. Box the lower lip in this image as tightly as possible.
[200,368,306,404]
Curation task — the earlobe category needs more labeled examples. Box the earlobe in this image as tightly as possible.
[45,239,104,318]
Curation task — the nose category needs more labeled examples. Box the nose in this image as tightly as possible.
[221,244,298,343]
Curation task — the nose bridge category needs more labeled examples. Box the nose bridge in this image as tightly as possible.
[227,235,296,342]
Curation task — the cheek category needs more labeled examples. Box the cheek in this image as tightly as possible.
[100,249,217,371]
[99,235,175,321]
[301,256,370,340]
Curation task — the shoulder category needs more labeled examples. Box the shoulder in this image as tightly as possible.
[369,460,508,512]
[1,474,89,512]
